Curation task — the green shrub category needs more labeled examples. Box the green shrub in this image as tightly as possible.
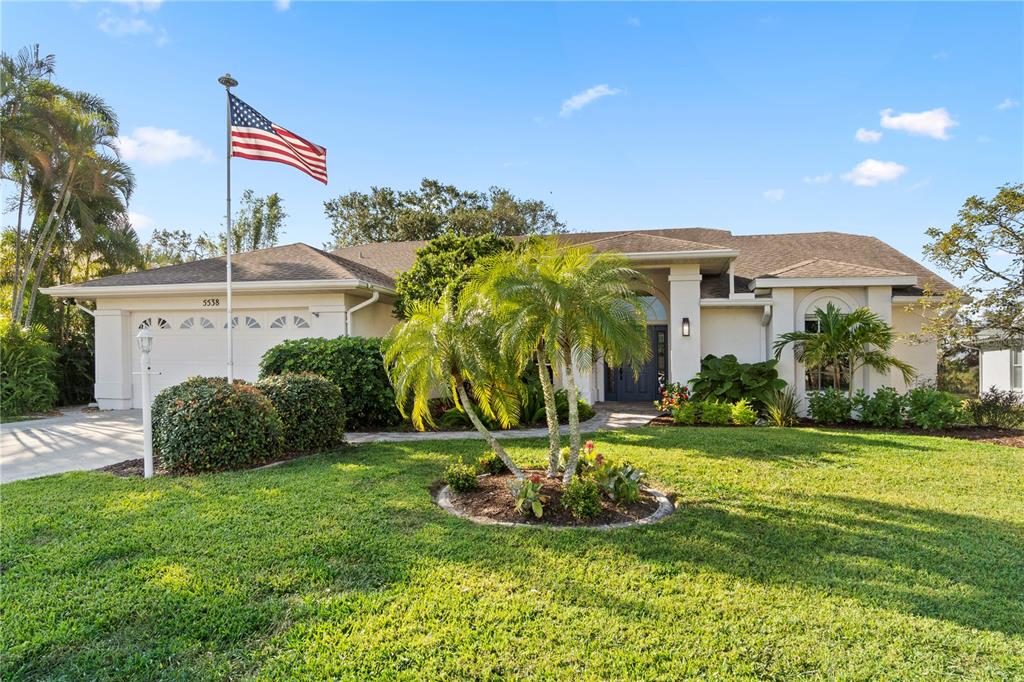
[672,400,700,425]
[689,354,787,409]
[853,387,906,428]
[561,478,603,519]
[731,398,758,426]
[763,387,800,427]
[588,456,646,504]
[256,373,346,453]
[0,321,58,418]
[476,450,508,475]
[905,387,964,430]
[259,336,401,429]
[153,377,283,473]
[808,388,853,424]
[699,400,733,426]
[444,462,479,493]
[553,389,596,423]
[965,387,1024,428]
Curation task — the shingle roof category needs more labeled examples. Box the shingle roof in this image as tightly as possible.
[72,243,396,289]
[61,227,953,299]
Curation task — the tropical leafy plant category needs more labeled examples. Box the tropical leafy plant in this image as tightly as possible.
[698,400,733,426]
[905,387,964,430]
[853,387,906,428]
[383,290,525,478]
[731,398,758,426]
[509,474,548,518]
[689,354,786,409]
[672,400,700,425]
[763,387,800,427]
[808,388,853,424]
[774,302,916,398]
[0,319,58,417]
[654,379,689,413]
[964,387,1024,428]
[476,450,508,475]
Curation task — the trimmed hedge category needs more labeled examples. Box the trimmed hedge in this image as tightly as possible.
[256,372,346,453]
[0,321,58,418]
[153,377,283,473]
[259,336,402,429]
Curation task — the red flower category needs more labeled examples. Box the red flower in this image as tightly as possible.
[529,473,543,484]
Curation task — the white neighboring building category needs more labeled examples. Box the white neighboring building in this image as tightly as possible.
[42,228,952,410]
[979,337,1024,394]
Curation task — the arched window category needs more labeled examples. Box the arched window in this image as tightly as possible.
[270,315,287,329]
[638,295,667,322]
[293,315,310,329]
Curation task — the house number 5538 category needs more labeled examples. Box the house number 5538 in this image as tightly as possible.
[202,298,220,307]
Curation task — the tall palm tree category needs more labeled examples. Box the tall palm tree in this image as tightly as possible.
[470,240,650,483]
[773,302,916,397]
[383,290,526,479]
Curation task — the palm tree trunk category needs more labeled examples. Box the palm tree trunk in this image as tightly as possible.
[14,166,74,321]
[536,349,560,477]
[11,177,27,306]
[455,382,524,480]
[560,348,583,485]
[23,217,61,326]
[832,361,841,391]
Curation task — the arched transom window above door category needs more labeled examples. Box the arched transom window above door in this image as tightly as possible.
[638,295,668,323]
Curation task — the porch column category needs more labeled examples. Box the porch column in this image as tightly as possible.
[770,287,797,390]
[310,304,347,338]
[866,285,893,391]
[668,264,702,386]
[94,309,133,410]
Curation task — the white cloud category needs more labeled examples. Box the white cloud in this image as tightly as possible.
[855,128,882,143]
[560,84,622,118]
[114,127,213,164]
[127,211,155,231]
[110,0,163,11]
[626,17,641,27]
[997,98,1019,111]
[879,107,957,140]
[842,159,908,187]
[274,0,292,10]
[931,50,949,60]
[762,188,785,202]
[803,173,832,185]
[98,10,153,36]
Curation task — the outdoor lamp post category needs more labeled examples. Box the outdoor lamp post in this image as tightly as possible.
[137,329,155,479]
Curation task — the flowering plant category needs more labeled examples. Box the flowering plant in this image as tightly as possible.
[654,378,689,413]
[509,473,548,518]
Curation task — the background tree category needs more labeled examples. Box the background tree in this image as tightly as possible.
[324,177,565,247]
[393,233,516,318]
[921,182,1023,345]
[774,302,916,397]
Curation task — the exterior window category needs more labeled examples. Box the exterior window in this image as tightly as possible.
[200,317,215,329]
[180,317,194,329]
[656,329,667,375]
[138,317,170,331]
[244,316,260,329]
[639,295,667,322]
[270,315,287,329]
[138,318,151,330]
[1012,348,1023,390]
[293,315,310,329]
[803,317,849,391]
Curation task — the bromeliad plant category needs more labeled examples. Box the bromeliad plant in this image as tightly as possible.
[509,474,548,518]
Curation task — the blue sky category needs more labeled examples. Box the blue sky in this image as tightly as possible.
[4,1,1022,282]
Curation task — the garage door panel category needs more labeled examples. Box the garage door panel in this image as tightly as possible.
[131,309,313,408]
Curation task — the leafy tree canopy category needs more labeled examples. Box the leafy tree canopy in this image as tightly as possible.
[922,182,1023,344]
[393,233,516,318]
[324,178,565,248]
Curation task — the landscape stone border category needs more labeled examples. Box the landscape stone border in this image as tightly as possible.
[435,480,675,530]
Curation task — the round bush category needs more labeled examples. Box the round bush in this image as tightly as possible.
[562,478,603,519]
[153,377,284,473]
[256,373,346,453]
[445,462,479,493]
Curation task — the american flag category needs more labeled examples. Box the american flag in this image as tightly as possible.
[229,94,327,184]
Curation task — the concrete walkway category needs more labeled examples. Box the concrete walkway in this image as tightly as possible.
[347,402,660,444]
[0,402,660,483]
[1,408,142,483]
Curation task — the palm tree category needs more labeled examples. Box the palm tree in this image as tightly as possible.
[470,240,650,483]
[773,302,916,397]
[383,290,526,479]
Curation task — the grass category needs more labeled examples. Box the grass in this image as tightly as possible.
[2,427,1023,680]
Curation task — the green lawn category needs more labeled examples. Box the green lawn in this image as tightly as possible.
[3,428,1023,680]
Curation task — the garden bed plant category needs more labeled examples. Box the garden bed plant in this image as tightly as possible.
[439,441,667,527]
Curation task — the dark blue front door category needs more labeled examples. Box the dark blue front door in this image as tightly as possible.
[605,325,667,402]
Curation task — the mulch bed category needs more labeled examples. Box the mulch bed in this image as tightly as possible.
[647,414,1024,448]
[96,450,316,478]
[447,470,660,527]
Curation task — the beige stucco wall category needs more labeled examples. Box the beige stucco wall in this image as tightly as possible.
[699,307,764,364]
[347,299,398,338]
[980,348,1013,392]
[891,304,937,392]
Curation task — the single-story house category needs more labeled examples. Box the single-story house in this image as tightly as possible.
[978,334,1023,393]
[42,227,952,410]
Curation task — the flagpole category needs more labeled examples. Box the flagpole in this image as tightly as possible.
[218,73,238,383]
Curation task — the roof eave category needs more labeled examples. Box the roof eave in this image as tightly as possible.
[40,278,396,299]
[624,248,740,262]
[751,275,918,289]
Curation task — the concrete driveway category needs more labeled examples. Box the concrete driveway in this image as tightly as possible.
[1,408,142,483]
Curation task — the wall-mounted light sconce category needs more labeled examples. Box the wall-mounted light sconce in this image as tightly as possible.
[681,317,691,337]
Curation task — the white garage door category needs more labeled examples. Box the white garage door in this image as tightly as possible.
[130,310,314,408]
